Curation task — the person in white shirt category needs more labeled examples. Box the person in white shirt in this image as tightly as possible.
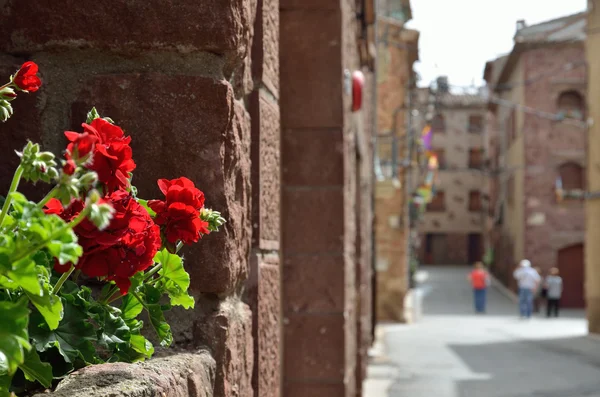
[513,259,541,318]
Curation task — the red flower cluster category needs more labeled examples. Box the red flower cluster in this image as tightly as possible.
[13,61,42,92]
[148,177,209,246]
[46,191,161,294]
[65,118,135,192]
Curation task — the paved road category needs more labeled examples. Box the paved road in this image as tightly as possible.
[365,266,600,397]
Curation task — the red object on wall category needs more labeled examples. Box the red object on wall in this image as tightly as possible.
[352,70,365,112]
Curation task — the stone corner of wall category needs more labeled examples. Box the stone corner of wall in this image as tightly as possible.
[33,350,216,397]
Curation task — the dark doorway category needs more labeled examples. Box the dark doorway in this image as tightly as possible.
[468,233,482,264]
[424,233,448,264]
[557,243,585,308]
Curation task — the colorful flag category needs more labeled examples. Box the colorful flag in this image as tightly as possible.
[421,125,432,151]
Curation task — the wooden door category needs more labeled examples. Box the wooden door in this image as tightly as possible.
[432,234,447,265]
[557,244,585,308]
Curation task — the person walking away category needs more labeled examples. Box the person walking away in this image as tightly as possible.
[545,267,563,318]
[468,262,490,313]
[533,267,544,313]
[513,260,540,318]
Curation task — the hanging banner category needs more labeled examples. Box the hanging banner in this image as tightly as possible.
[421,125,432,151]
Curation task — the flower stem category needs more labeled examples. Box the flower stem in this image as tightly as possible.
[143,264,162,282]
[100,285,119,305]
[0,82,13,91]
[53,265,75,294]
[106,291,122,305]
[37,186,58,209]
[0,165,24,228]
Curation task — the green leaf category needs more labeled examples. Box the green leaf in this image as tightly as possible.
[155,249,194,309]
[137,286,172,347]
[0,355,14,397]
[29,300,96,365]
[137,199,156,217]
[90,305,130,351]
[26,278,63,330]
[0,299,31,375]
[120,294,143,321]
[6,258,41,296]
[18,348,52,388]
[129,334,154,358]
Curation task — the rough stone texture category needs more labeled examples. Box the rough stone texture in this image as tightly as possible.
[252,0,280,95]
[192,298,254,397]
[0,0,254,73]
[72,75,251,295]
[249,89,281,247]
[32,352,215,397]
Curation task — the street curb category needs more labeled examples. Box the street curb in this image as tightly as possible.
[489,272,519,303]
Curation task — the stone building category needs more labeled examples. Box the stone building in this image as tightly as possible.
[374,0,419,322]
[416,89,487,265]
[0,1,377,396]
[484,13,587,308]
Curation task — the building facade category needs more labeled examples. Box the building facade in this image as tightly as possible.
[416,90,487,265]
[484,13,587,308]
[374,0,419,322]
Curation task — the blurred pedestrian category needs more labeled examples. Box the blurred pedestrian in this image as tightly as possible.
[545,267,563,318]
[533,266,544,313]
[513,259,541,319]
[468,262,490,313]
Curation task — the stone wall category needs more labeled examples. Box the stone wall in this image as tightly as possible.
[0,1,278,396]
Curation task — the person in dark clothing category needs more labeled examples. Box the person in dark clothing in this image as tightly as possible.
[545,267,563,318]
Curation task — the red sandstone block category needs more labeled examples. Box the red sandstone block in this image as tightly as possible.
[283,253,346,313]
[72,74,250,294]
[193,299,254,397]
[284,313,346,380]
[282,129,345,186]
[257,262,281,397]
[249,90,281,247]
[280,9,343,129]
[252,0,280,95]
[0,0,254,62]
[282,187,345,254]
[285,384,346,397]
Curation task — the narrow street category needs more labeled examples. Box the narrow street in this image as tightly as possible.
[365,266,600,397]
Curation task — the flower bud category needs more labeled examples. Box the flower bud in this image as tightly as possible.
[79,172,98,188]
[0,86,17,102]
[88,189,101,204]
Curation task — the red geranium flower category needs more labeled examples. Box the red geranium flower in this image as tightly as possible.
[64,131,97,161]
[13,61,42,92]
[148,177,209,246]
[45,191,161,294]
[64,118,136,192]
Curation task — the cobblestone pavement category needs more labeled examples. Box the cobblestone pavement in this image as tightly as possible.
[364,266,600,397]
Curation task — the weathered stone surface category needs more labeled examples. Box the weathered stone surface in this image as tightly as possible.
[256,261,281,397]
[283,254,345,312]
[193,298,254,397]
[32,352,215,397]
[252,0,280,95]
[280,9,343,129]
[282,129,344,186]
[250,89,281,247]
[282,188,345,254]
[284,314,346,380]
[72,74,251,294]
[0,0,254,70]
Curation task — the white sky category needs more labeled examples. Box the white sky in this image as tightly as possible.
[405,0,588,88]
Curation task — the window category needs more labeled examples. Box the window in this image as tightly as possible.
[427,191,446,212]
[433,149,446,169]
[432,114,445,133]
[557,91,585,120]
[559,162,585,190]
[468,148,484,169]
[469,191,482,212]
[468,115,484,134]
